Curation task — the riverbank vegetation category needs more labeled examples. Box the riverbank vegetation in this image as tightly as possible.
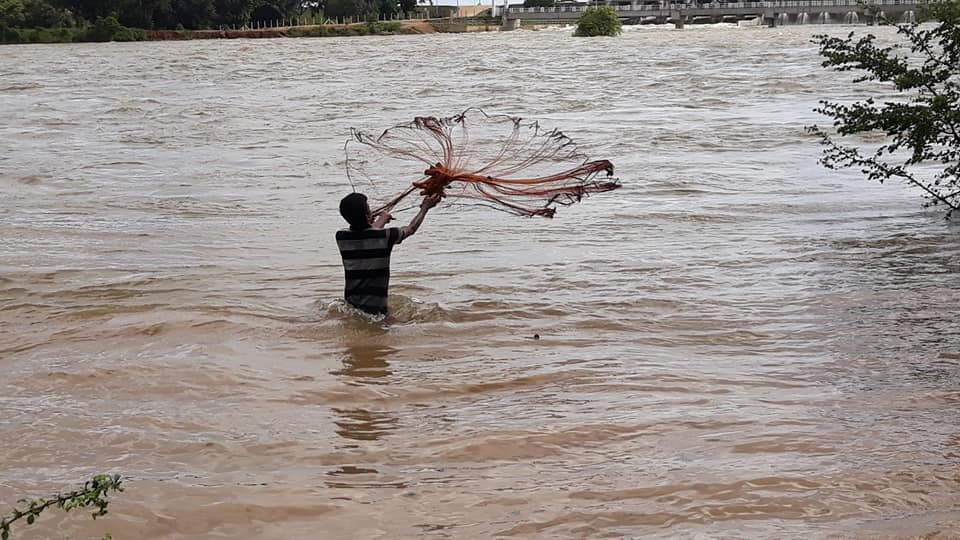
[574,6,621,37]
[287,20,408,36]
[809,0,960,218]
[1,474,123,540]
[0,15,143,42]
[0,0,443,43]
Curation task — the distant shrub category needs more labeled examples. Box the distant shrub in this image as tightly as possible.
[287,21,406,37]
[88,15,121,40]
[112,26,145,40]
[287,25,332,36]
[49,26,71,41]
[2,25,75,42]
[366,21,401,32]
[82,16,144,41]
[0,23,22,42]
[24,28,47,41]
[574,5,621,36]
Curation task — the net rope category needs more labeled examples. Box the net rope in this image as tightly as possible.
[345,108,620,218]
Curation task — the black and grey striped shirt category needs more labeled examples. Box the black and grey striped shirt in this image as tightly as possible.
[336,227,404,315]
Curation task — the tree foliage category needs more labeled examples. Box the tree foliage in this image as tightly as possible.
[0,0,73,27]
[808,1,960,218]
[523,0,554,8]
[0,15,143,40]
[574,5,621,37]
[0,474,123,540]
[85,15,144,39]
[0,0,401,32]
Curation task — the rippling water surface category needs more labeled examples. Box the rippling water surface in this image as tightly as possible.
[1,24,959,539]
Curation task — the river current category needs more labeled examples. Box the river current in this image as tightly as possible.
[1,23,958,539]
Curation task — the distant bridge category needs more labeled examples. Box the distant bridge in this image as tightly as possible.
[502,0,928,27]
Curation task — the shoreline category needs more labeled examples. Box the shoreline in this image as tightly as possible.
[144,20,443,41]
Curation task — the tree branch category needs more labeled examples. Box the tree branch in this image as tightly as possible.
[1,475,123,540]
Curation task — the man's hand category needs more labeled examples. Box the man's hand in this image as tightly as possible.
[371,211,393,228]
[421,193,442,210]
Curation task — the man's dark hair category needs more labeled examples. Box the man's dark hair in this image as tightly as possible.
[340,192,370,230]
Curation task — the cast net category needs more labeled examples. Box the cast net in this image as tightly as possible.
[345,108,621,218]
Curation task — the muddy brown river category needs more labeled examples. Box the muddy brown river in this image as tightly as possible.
[1,23,959,539]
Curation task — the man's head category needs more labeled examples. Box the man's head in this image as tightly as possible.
[340,192,371,230]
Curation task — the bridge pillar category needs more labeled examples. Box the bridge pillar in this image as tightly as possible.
[669,11,684,28]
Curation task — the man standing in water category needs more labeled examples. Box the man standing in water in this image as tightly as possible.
[336,193,441,316]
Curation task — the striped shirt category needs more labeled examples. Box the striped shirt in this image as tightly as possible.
[336,227,404,315]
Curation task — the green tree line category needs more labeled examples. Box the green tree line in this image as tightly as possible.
[0,0,418,34]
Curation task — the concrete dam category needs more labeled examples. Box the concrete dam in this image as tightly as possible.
[501,0,925,27]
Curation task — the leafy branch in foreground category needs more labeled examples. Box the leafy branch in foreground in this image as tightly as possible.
[0,474,123,540]
[807,1,960,219]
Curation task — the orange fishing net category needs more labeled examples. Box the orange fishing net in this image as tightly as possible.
[345,109,620,218]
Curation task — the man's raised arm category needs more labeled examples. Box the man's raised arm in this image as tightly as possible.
[401,194,441,239]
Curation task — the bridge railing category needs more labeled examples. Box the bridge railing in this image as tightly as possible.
[507,0,927,14]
